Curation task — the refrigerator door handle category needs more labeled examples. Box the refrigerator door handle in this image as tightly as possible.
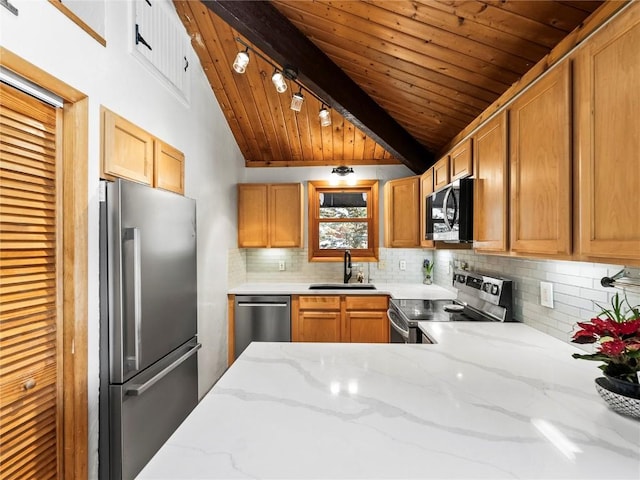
[124,227,143,371]
[126,343,201,396]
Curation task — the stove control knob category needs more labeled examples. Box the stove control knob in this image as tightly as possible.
[482,282,492,292]
[491,284,500,295]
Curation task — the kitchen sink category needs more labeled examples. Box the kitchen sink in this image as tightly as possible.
[309,283,376,290]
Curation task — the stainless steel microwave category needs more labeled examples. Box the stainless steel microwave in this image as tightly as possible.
[425,178,473,242]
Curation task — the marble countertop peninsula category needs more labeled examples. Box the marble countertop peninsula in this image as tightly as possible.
[228,282,457,300]
[138,323,640,479]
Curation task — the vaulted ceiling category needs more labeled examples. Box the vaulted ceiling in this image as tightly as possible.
[173,1,604,172]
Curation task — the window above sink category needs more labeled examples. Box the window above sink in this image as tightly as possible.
[308,180,379,262]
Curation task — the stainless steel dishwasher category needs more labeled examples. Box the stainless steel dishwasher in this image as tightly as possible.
[234,295,291,359]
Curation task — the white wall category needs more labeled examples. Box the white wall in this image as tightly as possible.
[1,1,244,477]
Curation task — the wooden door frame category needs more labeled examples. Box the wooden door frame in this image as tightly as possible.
[1,47,89,480]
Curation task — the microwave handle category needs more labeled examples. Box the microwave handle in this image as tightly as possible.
[442,186,458,231]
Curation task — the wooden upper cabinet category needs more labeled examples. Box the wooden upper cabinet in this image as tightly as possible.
[269,183,303,247]
[473,112,509,253]
[420,169,435,248]
[384,176,420,248]
[102,108,154,185]
[450,138,473,181]
[575,7,640,263]
[102,107,186,194]
[238,184,269,247]
[433,155,450,192]
[154,140,185,194]
[509,61,572,257]
[238,183,303,248]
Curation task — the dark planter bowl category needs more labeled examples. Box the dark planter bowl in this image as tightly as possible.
[604,374,640,399]
[595,377,640,419]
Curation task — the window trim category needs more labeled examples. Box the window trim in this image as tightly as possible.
[308,180,379,262]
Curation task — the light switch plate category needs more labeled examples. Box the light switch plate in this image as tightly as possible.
[540,281,554,308]
[278,261,286,271]
[378,260,386,270]
[399,260,406,271]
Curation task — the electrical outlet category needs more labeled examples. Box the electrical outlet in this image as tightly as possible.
[278,260,286,271]
[399,260,406,271]
[378,260,386,270]
[540,281,554,308]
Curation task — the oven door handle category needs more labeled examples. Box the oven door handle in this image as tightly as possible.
[387,309,410,341]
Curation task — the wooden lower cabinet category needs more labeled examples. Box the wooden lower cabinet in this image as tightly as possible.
[296,311,342,342]
[344,311,389,343]
[292,295,389,343]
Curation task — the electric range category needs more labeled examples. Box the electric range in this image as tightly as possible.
[388,270,514,343]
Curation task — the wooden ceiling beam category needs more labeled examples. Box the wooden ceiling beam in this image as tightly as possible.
[202,0,434,173]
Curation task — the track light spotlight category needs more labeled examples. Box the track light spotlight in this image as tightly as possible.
[271,70,287,93]
[290,89,304,112]
[319,105,332,127]
[232,49,249,74]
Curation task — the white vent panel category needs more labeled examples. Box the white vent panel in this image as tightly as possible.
[133,0,190,101]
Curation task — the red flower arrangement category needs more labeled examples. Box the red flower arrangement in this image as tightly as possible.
[572,293,640,384]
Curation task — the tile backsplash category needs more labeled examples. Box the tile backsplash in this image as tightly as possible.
[229,247,435,284]
[228,246,639,348]
[432,250,640,345]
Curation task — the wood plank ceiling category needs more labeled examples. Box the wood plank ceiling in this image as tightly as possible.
[173,1,603,171]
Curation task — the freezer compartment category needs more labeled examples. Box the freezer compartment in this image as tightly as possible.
[109,338,199,480]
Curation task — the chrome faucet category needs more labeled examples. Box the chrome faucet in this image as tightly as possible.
[343,249,352,284]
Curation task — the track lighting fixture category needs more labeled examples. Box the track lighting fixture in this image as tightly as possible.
[290,89,304,112]
[232,37,332,125]
[271,70,287,93]
[319,105,332,127]
[232,49,249,74]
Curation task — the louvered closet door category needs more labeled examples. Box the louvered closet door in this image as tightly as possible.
[0,83,62,480]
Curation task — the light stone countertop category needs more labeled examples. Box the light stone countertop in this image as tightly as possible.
[228,282,457,300]
[137,323,640,479]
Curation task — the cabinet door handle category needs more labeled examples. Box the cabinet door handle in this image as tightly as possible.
[23,379,36,391]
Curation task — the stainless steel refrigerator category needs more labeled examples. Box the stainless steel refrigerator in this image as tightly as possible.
[99,179,199,480]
